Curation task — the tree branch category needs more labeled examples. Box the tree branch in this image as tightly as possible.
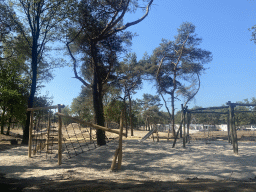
[99,0,126,37]
[184,73,200,107]
[96,0,154,41]
[66,41,90,87]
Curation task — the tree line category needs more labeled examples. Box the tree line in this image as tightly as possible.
[1,0,255,145]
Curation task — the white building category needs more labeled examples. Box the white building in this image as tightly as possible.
[216,124,228,131]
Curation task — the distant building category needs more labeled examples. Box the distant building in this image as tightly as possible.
[216,124,228,131]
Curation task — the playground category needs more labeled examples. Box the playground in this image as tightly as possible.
[1,102,256,191]
[1,129,256,191]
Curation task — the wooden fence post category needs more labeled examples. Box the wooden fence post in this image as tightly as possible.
[58,104,62,165]
[228,101,238,154]
[28,111,34,158]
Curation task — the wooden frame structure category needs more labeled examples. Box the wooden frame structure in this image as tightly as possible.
[27,104,65,165]
[180,101,256,154]
[28,104,125,169]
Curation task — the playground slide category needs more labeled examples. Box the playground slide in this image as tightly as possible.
[139,126,157,143]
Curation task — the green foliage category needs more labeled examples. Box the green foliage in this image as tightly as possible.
[117,53,143,96]
[235,98,256,126]
[0,60,28,133]
[150,22,212,99]
[104,100,124,124]
[136,94,169,126]
[70,87,94,122]
[142,22,212,134]
[61,105,77,125]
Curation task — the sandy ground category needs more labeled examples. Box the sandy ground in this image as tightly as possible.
[2,129,256,191]
[1,137,256,181]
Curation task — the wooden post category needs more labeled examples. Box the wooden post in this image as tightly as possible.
[227,113,231,143]
[90,127,92,143]
[58,104,62,165]
[182,104,186,148]
[157,127,159,142]
[111,111,124,170]
[186,112,191,143]
[46,112,50,153]
[28,111,34,158]
[232,107,238,154]
[228,101,238,154]
[180,106,183,138]
[117,111,124,170]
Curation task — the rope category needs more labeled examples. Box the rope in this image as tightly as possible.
[29,108,120,163]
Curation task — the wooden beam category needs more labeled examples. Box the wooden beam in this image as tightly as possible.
[57,113,126,136]
[58,105,62,166]
[28,111,34,158]
[182,104,186,148]
[188,111,228,114]
[234,111,256,113]
[233,103,256,107]
[27,104,65,111]
[188,106,229,112]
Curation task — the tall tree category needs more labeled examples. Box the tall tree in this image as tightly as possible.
[149,22,212,136]
[66,0,154,145]
[117,53,143,136]
[3,0,71,144]
[137,93,162,130]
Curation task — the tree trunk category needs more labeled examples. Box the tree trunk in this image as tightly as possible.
[1,106,6,134]
[6,116,11,135]
[123,97,128,137]
[171,92,176,137]
[128,94,133,136]
[91,42,106,146]
[22,38,38,145]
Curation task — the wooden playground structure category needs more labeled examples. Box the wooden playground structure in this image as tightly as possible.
[139,101,256,155]
[175,101,256,154]
[27,104,125,170]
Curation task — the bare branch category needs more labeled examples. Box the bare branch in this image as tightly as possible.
[159,91,172,119]
[97,0,153,41]
[114,0,153,32]
[66,41,90,87]
[99,0,127,37]
[184,73,200,107]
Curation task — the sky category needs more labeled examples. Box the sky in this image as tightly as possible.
[40,0,256,113]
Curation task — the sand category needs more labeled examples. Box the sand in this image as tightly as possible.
[1,137,256,182]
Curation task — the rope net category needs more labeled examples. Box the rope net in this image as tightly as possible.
[29,108,120,162]
[61,115,119,160]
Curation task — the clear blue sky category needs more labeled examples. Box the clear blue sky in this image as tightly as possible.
[40,0,256,112]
